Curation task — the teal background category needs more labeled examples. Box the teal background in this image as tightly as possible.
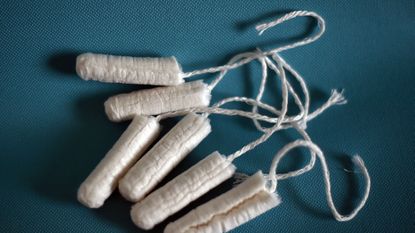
[0,0,414,232]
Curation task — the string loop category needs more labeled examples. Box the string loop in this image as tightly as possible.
[156,10,369,223]
[181,11,325,80]
[267,140,371,222]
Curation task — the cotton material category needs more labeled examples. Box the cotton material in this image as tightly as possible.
[164,171,281,233]
[118,113,211,202]
[104,81,211,122]
[77,116,160,208]
[130,151,236,230]
[76,53,184,85]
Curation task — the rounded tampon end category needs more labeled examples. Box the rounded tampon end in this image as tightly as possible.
[131,204,153,230]
[118,178,137,202]
[77,183,105,208]
[103,97,120,122]
[77,116,161,209]
[76,53,94,80]
[104,96,133,122]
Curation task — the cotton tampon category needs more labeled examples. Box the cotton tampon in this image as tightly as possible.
[164,171,280,233]
[118,113,211,202]
[104,80,211,122]
[76,53,184,85]
[129,53,287,230]
[71,9,372,232]
[131,151,236,230]
[77,116,161,208]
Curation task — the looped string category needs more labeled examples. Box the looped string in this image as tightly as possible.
[272,123,316,180]
[252,52,309,132]
[267,140,371,222]
[226,56,288,161]
[157,61,347,160]
[155,9,369,222]
[180,10,325,79]
[155,92,344,127]
[179,10,325,133]
[208,51,261,90]
[256,10,325,56]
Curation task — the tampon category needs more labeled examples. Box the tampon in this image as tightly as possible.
[76,53,183,85]
[104,80,211,122]
[118,113,211,202]
[164,171,280,233]
[131,151,236,230]
[77,116,161,208]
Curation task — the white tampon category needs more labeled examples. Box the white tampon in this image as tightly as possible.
[131,151,236,230]
[76,53,184,85]
[77,116,161,208]
[104,80,211,122]
[118,113,211,202]
[164,171,280,233]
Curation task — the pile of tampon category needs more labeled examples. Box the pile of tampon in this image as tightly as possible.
[75,11,370,233]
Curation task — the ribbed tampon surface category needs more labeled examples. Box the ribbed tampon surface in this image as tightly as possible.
[118,113,211,202]
[104,80,211,122]
[131,151,236,230]
[164,171,281,233]
[76,53,184,85]
[77,116,161,208]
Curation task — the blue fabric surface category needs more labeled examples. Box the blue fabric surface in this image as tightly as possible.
[0,1,414,232]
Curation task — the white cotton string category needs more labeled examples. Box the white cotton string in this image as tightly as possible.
[236,51,307,132]
[152,49,340,131]
[272,123,316,180]
[180,10,325,79]
[155,92,345,131]
[160,59,289,163]
[267,140,371,222]
[155,36,347,174]
[155,95,279,122]
[211,97,279,116]
[180,53,258,79]
[194,43,311,134]
[249,50,304,132]
[248,87,347,127]
[233,122,316,186]
[307,89,347,121]
[226,59,288,161]
[208,51,261,90]
[259,55,307,125]
[156,106,276,123]
[180,11,325,136]
[264,52,347,126]
[271,53,310,128]
[257,11,326,56]
[174,56,344,131]
[251,56,269,132]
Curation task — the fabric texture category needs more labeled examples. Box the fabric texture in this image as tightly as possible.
[104,80,211,122]
[164,171,280,233]
[119,113,211,202]
[131,151,236,230]
[76,53,184,85]
[0,1,414,233]
[77,115,160,208]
